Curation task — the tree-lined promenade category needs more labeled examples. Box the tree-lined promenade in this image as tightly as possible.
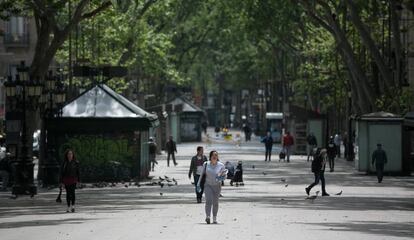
[0,141,413,240]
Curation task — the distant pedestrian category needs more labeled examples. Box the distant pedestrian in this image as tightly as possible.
[306,132,317,162]
[282,131,294,162]
[372,143,387,183]
[60,149,80,213]
[197,150,227,224]
[327,137,337,172]
[201,121,208,135]
[242,124,252,141]
[166,136,178,167]
[343,133,349,158]
[262,131,273,161]
[0,152,10,192]
[334,133,341,158]
[306,148,329,196]
[149,137,158,171]
[189,146,208,203]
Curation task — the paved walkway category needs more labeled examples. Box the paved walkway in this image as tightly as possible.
[0,138,413,240]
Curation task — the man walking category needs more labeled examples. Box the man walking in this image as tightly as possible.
[189,146,208,203]
[327,137,337,172]
[306,148,329,196]
[306,132,317,162]
[283,131,294,162]
[372,143,387,183]
[334,133,341,158]
[262,131,273,161]
[148,137,158,171]
[166,136,178,167]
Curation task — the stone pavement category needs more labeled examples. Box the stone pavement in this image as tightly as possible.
[0,137,413,240]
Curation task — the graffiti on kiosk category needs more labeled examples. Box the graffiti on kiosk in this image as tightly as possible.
[59,134,137,165]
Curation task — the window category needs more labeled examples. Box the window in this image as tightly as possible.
[9,16,25,36]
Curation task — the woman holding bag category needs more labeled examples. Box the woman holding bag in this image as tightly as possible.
[197,150,227,224]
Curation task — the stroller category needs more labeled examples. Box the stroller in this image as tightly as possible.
[279,150,286,162]
[230,161,244,186]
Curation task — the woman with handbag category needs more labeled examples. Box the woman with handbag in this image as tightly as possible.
[60,149,80,213]
[197,150,227,224]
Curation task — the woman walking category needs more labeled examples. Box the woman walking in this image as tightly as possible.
[60,149,80,213]
[197,150,227,224]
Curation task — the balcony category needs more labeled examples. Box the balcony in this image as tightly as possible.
[3,33,30,47]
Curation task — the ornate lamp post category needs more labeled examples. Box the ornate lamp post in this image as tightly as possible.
[39,71,66,186]
[4,61,43,196]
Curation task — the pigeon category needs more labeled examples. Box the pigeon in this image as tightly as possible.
[159,182,164,188]
[173,178,178,185]
[281,178,286,182]
[167,183,174,187]
[124,185,128,188]
[164,175,169,179]
[252,165,255,169]
[262,172,267,175]
[166,179,172,183]
[159,192,163,196]
[335,190,342,196]
[285,184,288,187]
[159,177,165,181]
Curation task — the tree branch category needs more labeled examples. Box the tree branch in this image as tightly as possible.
[81,1,112,20]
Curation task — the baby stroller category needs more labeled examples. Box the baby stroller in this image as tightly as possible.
[279,149,286,161]
[230,161,244,186]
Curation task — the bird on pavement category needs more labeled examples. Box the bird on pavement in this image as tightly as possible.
[166,179,172,183]
[167,183,174,187]
[262,172,267,175]
[252,165,255,169]
[159,176,165,181]
[164,175,169,179]
[335,190,343,196]
[173,178,178,185]
[158,182,164,188]
[285,184,288,187]
[159,192,163,196]
[281,178,286,182]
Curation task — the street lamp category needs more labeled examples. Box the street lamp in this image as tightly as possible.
[4,61,43,196]
[39,71,66,186]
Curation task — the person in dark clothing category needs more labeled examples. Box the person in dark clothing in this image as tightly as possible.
[242,124,252,142]
[0,154,10,191]
[327,137,337,172]
[60,149,80,213]
[372,143,387,183]
[306,133,317,162]
[306,148,329,196]
[166,136,178,167]
[149,137,158,171]
[189,146,208,203]
[261,132,273,161]
[201,121,208,135]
